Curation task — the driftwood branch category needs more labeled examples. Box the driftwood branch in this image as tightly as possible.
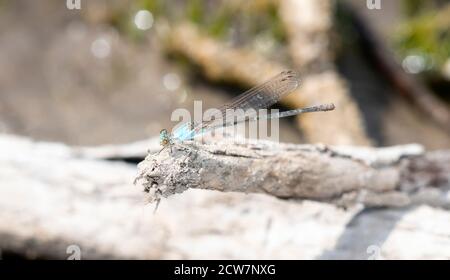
[135,139,450,209]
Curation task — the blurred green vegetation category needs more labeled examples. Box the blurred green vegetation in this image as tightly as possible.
[395,0,450,76]
[135,0,286,44]
[108,0,449,86]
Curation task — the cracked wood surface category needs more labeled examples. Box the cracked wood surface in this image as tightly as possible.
[135,139,450,209]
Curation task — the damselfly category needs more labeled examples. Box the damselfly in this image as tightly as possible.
[159,70,334,152]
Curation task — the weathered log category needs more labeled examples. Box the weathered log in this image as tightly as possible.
[135,139,450,209]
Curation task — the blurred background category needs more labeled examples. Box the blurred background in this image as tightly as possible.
[0,0,449,260]
[0,0,449,147]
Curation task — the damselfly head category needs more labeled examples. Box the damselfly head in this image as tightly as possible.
[159,129,170,147]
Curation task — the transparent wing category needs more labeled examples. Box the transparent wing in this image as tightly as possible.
[194,70,300,133]
[171,70,300,141]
